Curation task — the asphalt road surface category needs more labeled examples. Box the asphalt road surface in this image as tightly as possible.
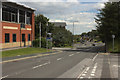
[1,42,120,80]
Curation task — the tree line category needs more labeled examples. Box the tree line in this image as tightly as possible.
[95,2,120,52]
[33,14,73,48]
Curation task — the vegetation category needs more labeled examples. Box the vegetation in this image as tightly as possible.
[95,2,120,52]
[2,48,52,58]
[34,14,73,48]
[52,27,73,47]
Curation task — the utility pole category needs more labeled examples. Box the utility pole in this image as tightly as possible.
[73,22,74,48]
[39,22,41,48]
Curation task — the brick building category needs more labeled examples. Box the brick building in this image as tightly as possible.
[0,1,35,49]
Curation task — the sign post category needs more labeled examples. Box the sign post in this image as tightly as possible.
[112,35,115,52]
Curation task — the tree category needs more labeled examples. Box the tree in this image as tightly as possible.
[95,2,119,42]
[52,27,73,47]
[35,14,49,39]
[95,2,120,52]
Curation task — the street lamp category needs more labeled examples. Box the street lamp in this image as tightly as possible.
[72,21,78,48]
[39,22,41,48]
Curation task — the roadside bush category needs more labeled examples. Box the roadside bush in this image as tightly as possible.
[32,38,46,48]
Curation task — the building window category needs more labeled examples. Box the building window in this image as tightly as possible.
[5,33,9,43]
[19,10,25,24]
[2,5,17,22]
[13,34,16,42]
[28,34,30,41]
[20,23,25,28]
[22,34,25,42]
[26,12,32,25]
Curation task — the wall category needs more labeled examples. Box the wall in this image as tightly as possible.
[2,21,33,48]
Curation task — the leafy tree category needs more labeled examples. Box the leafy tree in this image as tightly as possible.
[52,27,73,47]
[95,2,120,52]
[95,2,119,42]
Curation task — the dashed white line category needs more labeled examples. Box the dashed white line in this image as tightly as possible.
[57,58,62,61]
[33,62,50,69]
[69,54,74,56]
[90,63,97,77]
[1,75,9,79]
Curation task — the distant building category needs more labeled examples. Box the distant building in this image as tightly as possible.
[0,1,35,49]
[50,22,67,29]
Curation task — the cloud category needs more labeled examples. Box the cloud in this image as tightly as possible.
[10,0,106,34]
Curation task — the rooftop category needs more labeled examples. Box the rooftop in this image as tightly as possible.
[1,0,36,11]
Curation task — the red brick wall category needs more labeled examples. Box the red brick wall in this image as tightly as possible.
[2,22,33,43]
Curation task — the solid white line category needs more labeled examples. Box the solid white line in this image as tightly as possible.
[93,54,98,61]
[1,75,9,79]
[69,54,74,56]
[77,67,88,78]
[57,58,62,61]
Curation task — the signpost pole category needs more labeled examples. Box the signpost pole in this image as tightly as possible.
[112,35,115,52]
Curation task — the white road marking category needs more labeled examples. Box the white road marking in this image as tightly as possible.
[82,73,86,76]
[90,63,97,76]
[69,54,74,56]
[33,62,50,69]
[91,73,95,76]
[77,67,90,79]
[80,77,84,79]
[57,58,62,61]
[93,54,98,61]
[1,75,9,79]
[113,65,120,67]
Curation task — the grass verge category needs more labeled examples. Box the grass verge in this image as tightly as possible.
[107,39,120,53]
[2,48,52,58]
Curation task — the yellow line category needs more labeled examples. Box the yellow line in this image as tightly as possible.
[0,51,62,64]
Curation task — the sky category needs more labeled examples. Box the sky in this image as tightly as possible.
[9,0,109,34]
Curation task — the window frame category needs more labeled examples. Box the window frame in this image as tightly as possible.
[5,33,10,43]
[13,34,16,42]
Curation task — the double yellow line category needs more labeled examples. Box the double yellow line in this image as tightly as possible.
[0,51,62,64]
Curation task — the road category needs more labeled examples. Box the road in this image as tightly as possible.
[1,42,120,80]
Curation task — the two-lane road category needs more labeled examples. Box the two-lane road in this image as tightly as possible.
[2,49,97,78]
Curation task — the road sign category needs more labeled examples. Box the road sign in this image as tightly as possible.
[112,35,115,38]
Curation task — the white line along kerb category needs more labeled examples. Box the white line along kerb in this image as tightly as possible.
[93,54,98,61]
[1,75,9,79]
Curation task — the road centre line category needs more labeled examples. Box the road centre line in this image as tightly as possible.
[57,58,62,61]
[69,54,74,56]
[33,62,50,69]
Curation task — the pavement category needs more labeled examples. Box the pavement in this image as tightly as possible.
[1,42,120,80]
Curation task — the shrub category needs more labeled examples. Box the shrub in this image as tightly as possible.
[32,38,46,48]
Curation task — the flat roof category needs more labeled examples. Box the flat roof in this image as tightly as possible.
[50,22,67,27]
[1,0,36,11]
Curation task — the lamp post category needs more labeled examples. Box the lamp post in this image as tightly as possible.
[72,21,78,49]
[39,22,41,48]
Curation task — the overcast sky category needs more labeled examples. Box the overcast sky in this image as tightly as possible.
[11,0,109,34]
